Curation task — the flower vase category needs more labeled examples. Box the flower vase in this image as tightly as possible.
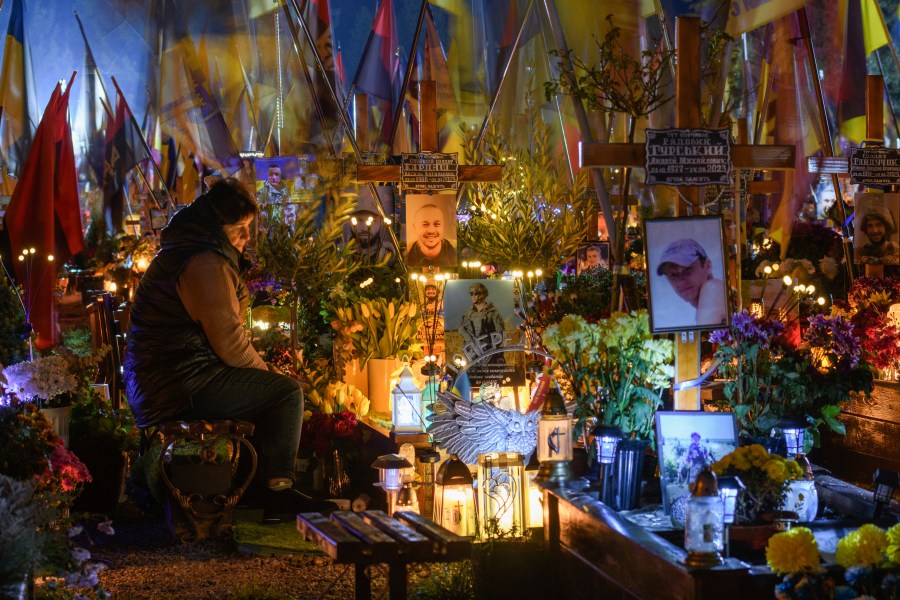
[342,358,368,397]
[614,439,651,511]
[782,479,818,522]
[367,357,400,414]
[41,406,73,448]
[323,450,351,499]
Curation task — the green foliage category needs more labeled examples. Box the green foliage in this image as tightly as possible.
[0,402,60,480]
[331,298,421,367]
[459,117,591,272]
[545,14,674,120]
[410,562,475,600]
[0,273,27,366]
[60,328,93,358]
[70,388,140,453]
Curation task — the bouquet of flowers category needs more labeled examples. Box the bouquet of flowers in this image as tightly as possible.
[766,522,900,599]
[711,444,803,523]
[330,298,421,368]
[2,355,79,407]
[542,310,673,442]
[710,310,874,444]
[832,276,900,374]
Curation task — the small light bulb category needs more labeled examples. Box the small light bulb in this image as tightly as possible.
[817,297,826,305]
[351,216,358,226]
[806,285,815,294]
[527,271,534,278]
[535,269,543,276]
[384,217,392,225]
[47,255,54,262]
[782,275,793,286]
[763,266,772,274]
[772,263,780,271]
[29,247,35,254]
[411,273,419,281]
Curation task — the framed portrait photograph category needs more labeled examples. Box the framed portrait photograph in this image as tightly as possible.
[405,194,458,269]
[853,191,899,265]
[655,411,739,514]
[576,242,610,274]
[644,215,729,333]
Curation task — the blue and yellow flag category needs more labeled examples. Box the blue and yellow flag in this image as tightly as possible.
[0,0,38,177]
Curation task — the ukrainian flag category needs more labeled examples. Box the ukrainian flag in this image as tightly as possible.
[0,0,38,177]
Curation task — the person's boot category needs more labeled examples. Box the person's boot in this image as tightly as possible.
[261,488,339,524]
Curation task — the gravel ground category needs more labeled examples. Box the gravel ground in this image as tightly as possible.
[87,503,443,599]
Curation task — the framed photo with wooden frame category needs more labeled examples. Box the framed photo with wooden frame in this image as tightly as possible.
[655,411,739,515]
[644,215,729,333]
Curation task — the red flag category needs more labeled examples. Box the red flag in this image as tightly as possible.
[5,76,83,349]
[103,82,152,235]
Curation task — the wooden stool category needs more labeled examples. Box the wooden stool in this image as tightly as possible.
[297,510,472,600]
[156,419,257,542]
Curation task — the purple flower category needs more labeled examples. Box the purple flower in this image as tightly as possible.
[804,314,861,368]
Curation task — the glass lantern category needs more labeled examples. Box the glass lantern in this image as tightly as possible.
[535,383,573,484]
[477,452,526,537]
[684,467,725,567]
[716,476,745,526]
[873,468,899,518]
[434,455,476,536]
[392,364,423,433]
[591,423,622,506]
[775,416,807,458]
[522,453,543,529]
[372,453,413,515]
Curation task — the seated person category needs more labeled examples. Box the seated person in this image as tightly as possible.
[123,178,331,523]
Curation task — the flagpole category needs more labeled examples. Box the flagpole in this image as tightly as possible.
[387,0,429,153]
[280,2,339,159]
[284,0,406,273]
[797,7,854,282]
[542,0,617,253]
[110,76,176,209]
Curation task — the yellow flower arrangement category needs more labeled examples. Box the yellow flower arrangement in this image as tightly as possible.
[887,523,900,564]
[766,527,821,575]
[835,523,889,568]
[711,445,804,523]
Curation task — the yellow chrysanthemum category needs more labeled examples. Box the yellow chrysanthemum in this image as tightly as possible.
[836,524,888,567]
[766,527,820,574]
[887,524,900,565]
[764,459,787,483]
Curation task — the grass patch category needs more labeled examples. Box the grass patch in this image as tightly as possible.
[233,509,323,556]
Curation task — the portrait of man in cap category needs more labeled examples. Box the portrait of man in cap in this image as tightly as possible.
[645,216,729,332]
[854,195,900,265]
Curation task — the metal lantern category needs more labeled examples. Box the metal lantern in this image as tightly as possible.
[535,384,574,484]
[417,450,441,518]
[873,468,899,518]
[716,476,745,526]
[775,416,808,458]
[684,467,725,567]
[392,364,423,433]
[523,453,543,529]
[591,423,622,506]
[434,455,476,536]
[477,452,526,537]
[372,453,413,516]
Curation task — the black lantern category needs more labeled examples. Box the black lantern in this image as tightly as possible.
[591,423,622,506]
[873,468,899,518]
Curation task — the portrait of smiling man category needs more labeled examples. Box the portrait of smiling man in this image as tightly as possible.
[645,216,729,333]
[854,195,900,266]
[405,196,458,268]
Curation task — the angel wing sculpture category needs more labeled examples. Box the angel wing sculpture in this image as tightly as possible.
[426,389,539,465]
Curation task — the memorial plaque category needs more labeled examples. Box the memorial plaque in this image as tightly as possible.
[645,128,733,186]
[850,147,900,185]
[401,152,459,193]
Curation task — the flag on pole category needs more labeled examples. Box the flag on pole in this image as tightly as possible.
[837,0,873,145]
[103,83,152,235]
[4,76,83,350]
[73,10,110,188]
[0,0,38,177]
[159,0,241,175]
[725,0,806,36]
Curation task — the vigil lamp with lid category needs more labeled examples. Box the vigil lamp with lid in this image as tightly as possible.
[534,382,574,485]
[684,466,725,567]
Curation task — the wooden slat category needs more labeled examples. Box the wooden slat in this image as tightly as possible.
[867,76,884,141]
[356,164,502,183]
[808,156,849,174]
[393,511,472,559]
[330,511,399,560]
[361,510,431,553]
[296,512,364,562]
[580,142,796,171]
[843,382,900,421]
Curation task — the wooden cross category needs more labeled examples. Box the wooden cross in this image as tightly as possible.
[355,81,502,187]
[580,17,796,410]
[808,75,890,278]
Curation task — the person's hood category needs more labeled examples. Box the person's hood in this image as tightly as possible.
[158,194,241,269]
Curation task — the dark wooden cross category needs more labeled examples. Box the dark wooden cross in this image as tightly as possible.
[355,81,502,187]
[580,17,796,410]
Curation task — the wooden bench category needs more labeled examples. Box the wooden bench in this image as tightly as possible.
[296,510,472,600]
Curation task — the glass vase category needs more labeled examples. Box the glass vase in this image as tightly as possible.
[323,450,351,499]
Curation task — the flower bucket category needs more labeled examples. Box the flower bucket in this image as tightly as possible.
[614,439,651,511]
[42,406,73,448]
[367,357,400,413]
[782,479,818,522]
